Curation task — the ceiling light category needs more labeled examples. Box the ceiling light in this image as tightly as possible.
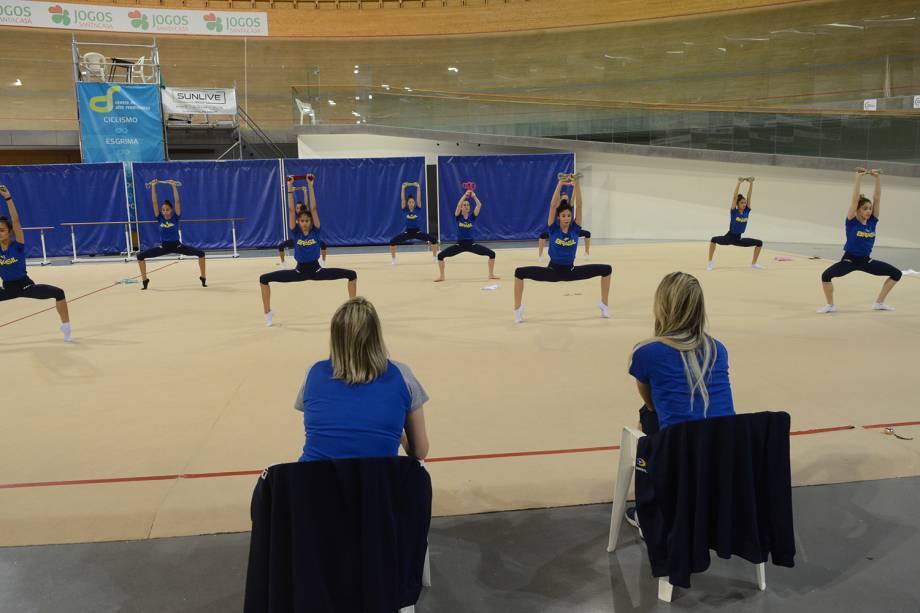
[355,96,360,100]
[356,120,361,124]
[448,66,459,73]
[351,111,361,117]
[824,23,864,29]
[12,78,22,86]
[368,94,373,100]
[717,47,727,52]
[328,99,336,106]
[666,50,685,54]
[354,64,359,68]
[353,69,359,74]
[382,84,390,90]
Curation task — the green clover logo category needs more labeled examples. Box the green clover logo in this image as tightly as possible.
[50,8,71,25]
[205,16,223,32]
[130,13,149,30]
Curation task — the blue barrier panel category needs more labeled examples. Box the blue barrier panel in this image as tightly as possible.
[282,157,427,246]
[437,153,574,242]
[0,162,129,258]
[131,159,284,251]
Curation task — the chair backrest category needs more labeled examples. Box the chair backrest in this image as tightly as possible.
[634,411,795,588]
[82,52,106,78]
[244,456,432,613]
[295,98,310,113]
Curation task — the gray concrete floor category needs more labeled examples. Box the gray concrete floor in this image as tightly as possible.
[1,476,919,613]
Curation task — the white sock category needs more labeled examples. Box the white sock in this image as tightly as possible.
[60,322,72,342]
[816,304,836,314]
[598,302,610,318]
[538,255,545,262]
[265,310,274,327]
[706,261,714,271]
[513,305,524,324]
[872,302,895,311]
[391,257,397,266]
[751,263,764,270]
[584,253,591,261]
[318,259,325,268]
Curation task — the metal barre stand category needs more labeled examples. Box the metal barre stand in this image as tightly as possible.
[22,227,53,266]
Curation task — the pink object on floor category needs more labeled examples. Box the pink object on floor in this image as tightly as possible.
[774,256,793,261]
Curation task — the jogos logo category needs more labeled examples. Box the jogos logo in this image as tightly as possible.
[1,4,32,18]
[47,5,71,26]
[203,13,223,32]
[128,10,149,30]
[89,85,121,113]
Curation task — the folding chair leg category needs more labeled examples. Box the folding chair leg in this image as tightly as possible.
[398,606,415,613]
[755,562,766,591]
[422,546,431,587]
[607,426,644,552]
[658,578,674,602]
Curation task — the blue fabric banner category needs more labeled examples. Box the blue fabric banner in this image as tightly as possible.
[0,163,129,258]
[131,159,284,251]
[282,157,426,246]
[437,153,574,242]
[77,83,165,163]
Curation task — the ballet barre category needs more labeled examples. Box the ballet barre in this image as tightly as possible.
[59,220,134,263]
[136,217,246,259]
[22,226,53,265]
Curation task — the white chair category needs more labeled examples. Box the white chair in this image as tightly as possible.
[130,56,154,84]
[295,98,316,125]
[606,425,766,602]
[81,52,106,81]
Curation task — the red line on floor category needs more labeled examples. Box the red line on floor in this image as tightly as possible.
[0,261,178,329]
[862,421,920,430]
[0,422,909,491]
[790,425,855,436]
[425,445,622,463]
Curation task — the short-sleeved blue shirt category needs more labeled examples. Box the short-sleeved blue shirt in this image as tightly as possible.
[548,220,580,266]
[157,214,180,243]
[629,339,735,431]
[729,207,750,235]
[0,241,27,283]
[405,206,422,230]
[296,359,429,462]
[456,213,476,241]
[844,216,878,257]
[292,226,322,263]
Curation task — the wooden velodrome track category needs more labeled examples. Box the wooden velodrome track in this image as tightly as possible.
[1,242,919,546]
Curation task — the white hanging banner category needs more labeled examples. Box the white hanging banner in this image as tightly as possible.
[0,0,268,36]
[162,88,237,115]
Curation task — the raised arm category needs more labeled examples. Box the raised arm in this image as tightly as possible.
[745,177,753,208]
[731,178,742,210]
[471,191,483,217]
[307,175,320,229]
[454,191,469,216]
[286,176,297,230]
[547,179,563,226]
[170,181,181,216]
[400,182,407,210]
[870,170,881,219]
[150,180,160,218]
[0,186,25,244]
[848,169,866,220]
[573,178,584,227]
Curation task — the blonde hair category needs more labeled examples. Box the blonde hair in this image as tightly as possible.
[329,297,389,385]
[631,272,718,414]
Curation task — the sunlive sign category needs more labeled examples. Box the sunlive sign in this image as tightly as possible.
[0,1,268,36]
[77,83,165,163]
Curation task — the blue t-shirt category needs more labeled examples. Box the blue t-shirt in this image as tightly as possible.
[729,207,750,235]
[295,359,429,462]
[292,226,322,263]
[456,212,476,241]
[405,206,422,230]
[157,214,180,243]
[0,241,27,283]
[548,220,580,266]
[843,216,878,257]
[629,339,735,431]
